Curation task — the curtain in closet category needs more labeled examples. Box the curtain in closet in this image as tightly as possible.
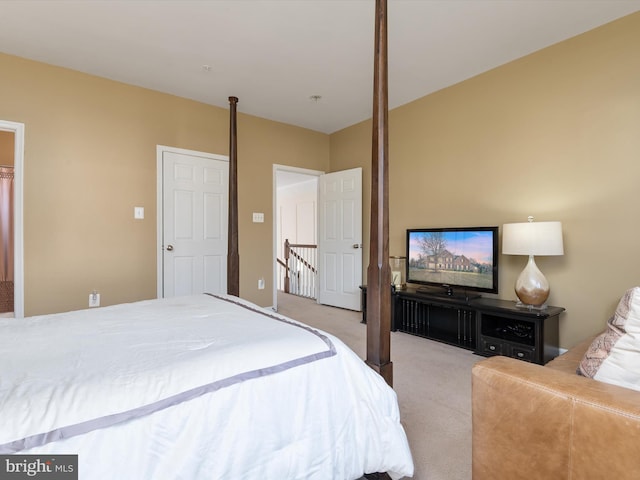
[0,166,14,313]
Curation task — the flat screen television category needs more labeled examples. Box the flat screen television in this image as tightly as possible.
[406,226,499,299]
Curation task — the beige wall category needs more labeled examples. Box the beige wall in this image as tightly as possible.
[0,130,15,166]
[0,53,329,315]
[330,12,640,349]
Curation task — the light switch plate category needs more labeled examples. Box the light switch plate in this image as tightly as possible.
[252,212,264,223]
[134,207,144,219]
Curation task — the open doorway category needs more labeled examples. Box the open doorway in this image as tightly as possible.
[273,165,321,311]
[0,120,24,318]
[0,131,14,315]
[273,165,363,313]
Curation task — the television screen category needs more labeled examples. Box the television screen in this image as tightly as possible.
[406,226,499,296]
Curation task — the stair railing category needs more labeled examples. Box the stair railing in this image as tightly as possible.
[278,239,317,299]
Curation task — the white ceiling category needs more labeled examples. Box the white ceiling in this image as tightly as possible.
[1,1,639,134]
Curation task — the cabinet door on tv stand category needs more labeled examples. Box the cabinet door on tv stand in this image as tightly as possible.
[391,293,401,331]
[509,344,536,362]
[479,337,504,356]
[359,286,399,331]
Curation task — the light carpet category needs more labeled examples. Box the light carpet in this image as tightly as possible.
[275,292,482,480]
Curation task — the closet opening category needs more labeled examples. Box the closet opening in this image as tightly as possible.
[0,130,14,316]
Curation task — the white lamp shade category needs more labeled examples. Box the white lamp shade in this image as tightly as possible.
[502,221,564,256]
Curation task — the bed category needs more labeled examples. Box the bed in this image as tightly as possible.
[0,294,412,479]
[0,1,410,478]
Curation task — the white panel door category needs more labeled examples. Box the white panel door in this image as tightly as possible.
[317,167,362,310]
[162,150,228,297]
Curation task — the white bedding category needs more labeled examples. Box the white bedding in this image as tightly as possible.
[0,294,413,479]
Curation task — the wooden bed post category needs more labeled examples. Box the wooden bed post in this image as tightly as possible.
[366,0,392,387]
[227,96,240,296]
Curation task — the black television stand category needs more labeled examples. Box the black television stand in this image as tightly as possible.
[360,286,565,365]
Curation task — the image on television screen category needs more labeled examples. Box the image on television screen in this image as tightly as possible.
[407,227,497,293]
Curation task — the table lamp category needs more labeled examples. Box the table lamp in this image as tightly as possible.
[502,216,564,308]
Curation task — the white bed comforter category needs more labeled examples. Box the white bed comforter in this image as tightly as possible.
[0,294,413,479]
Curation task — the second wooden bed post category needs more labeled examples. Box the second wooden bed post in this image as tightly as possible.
[227,96,240,297]
[366,0,393,387]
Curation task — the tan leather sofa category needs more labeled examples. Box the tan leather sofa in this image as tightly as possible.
[472,336,640,479]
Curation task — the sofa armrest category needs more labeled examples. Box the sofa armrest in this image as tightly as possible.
[472,355,640,480]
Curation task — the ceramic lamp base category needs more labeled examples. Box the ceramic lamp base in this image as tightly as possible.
[514,255,550,307]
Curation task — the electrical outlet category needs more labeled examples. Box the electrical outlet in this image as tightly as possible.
[258,278,265,290]
[89,291,100,308]
[134,206,144,219]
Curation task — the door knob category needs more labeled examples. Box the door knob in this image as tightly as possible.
[352,243,363,249]
[166,244,174,251]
